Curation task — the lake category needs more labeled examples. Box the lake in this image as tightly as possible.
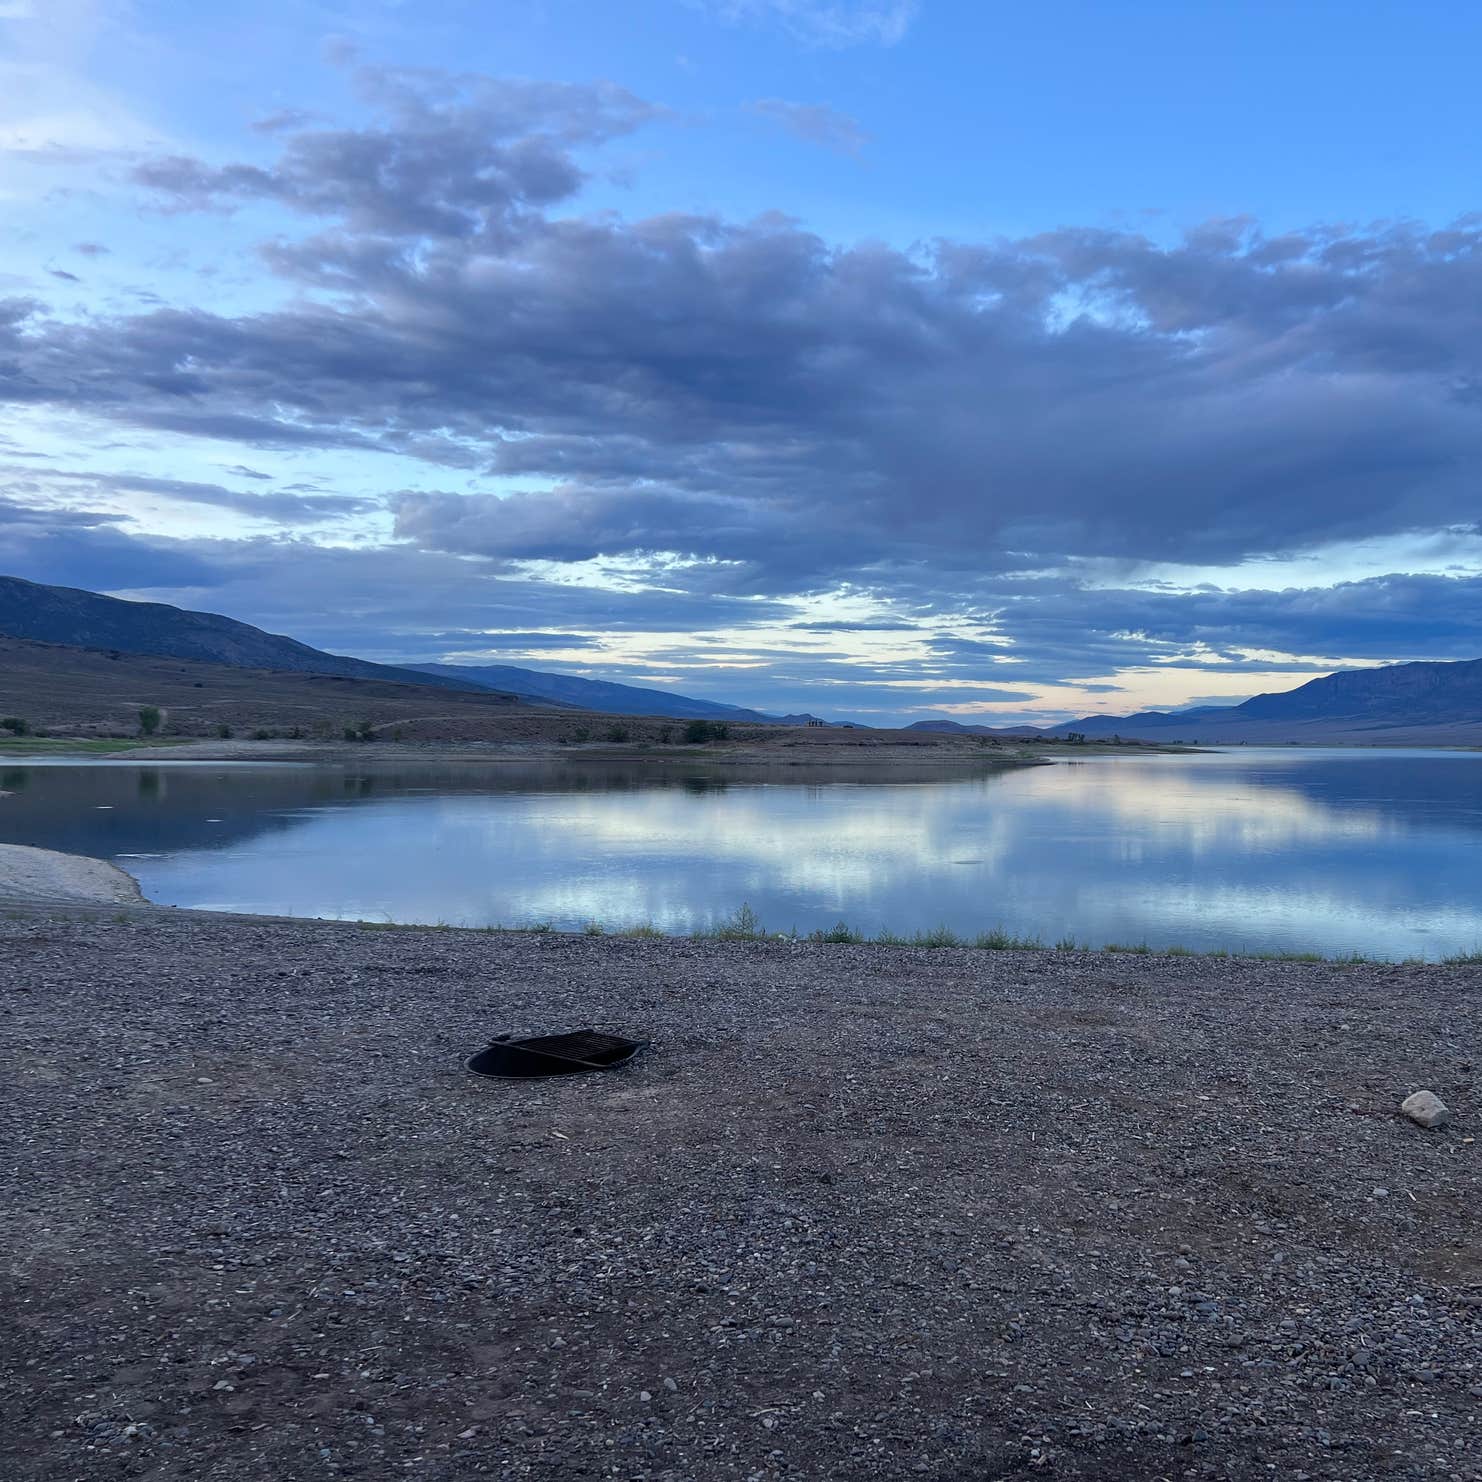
[2,747,1480,959]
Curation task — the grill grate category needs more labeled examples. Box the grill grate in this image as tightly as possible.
[515,1030,638,1066]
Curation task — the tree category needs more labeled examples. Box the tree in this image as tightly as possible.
[1,716,27,736]
[138,706,162,736]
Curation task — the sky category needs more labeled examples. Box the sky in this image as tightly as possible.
[2,0,1481,725]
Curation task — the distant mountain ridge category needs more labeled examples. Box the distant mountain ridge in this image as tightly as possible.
[1049,658,1482,743]
[0,575,496,696]
[411,662,791,723]
[904,658,1482,745]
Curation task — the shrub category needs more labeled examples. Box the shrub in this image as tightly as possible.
[708,903,767,940]
[657,725,672,745]
[216,723,233,739]
[252,728,271,740]
[684,719,712,744]
[0,716,28,736]
[912,924,964,949]
[810,920,864,944]
[572,726,590,743]
[604,724,629,743]
[138,705,162,736]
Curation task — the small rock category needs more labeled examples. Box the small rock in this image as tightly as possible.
[1400,1090,1450,1128]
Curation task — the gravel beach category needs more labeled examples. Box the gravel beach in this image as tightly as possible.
[3,910,1479,1481]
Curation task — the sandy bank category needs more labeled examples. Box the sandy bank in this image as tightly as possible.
[0,841,144,908]
[3,913,1478,1480]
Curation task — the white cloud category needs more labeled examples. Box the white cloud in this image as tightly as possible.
[697,0,919,47]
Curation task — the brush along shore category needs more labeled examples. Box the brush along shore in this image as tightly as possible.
[2,908,1478,1481]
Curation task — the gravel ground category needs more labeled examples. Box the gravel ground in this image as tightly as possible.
[3,912,1479,1481]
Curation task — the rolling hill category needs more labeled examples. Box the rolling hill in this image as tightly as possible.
[0,575,494,695]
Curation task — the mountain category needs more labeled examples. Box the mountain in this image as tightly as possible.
[0,575,498,696]
[1049,658,1482,744]
[0,633,532,740]
[410,662,778,722]
[906,718,1043,739]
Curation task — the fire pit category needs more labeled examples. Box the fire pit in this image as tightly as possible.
[466,1029,646,1079]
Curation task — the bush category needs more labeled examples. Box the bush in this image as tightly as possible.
[252,728,271,740]
[810,920,864,944]
[604,724,629,743]
[0,716,28,736]
[344,720,376,742]
[572,726,590,743]
[138,705,162,736]
[708,903,766,940]
[657,725,672,745]
[684,719,712,744]
[216,723,233,739]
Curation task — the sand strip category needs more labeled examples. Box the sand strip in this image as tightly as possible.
[0,842,145,908]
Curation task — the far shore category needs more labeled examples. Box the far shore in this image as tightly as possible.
[0,734,1095,767]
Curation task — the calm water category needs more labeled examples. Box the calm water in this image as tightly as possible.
[2,749,1480,959]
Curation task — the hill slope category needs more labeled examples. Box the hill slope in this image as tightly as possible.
[0,575,493,695]
[0,635,535,739]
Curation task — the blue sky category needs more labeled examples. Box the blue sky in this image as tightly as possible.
[3,0,1481,722]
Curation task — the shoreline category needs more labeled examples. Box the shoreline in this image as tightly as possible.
[0,840,1476,966]
[4,910,1478,1480]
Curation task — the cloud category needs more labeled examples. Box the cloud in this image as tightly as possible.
[696,1,919,47]
[748,98,869,154]
[1,464,378,524]
[133,64,663,242]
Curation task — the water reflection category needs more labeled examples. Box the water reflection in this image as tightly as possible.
[1,750,1479,959]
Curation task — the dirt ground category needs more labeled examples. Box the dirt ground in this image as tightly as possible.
[3,911,1478,1481]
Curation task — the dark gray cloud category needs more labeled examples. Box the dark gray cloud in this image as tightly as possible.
[9,166,1482,592]
[135,65,662,243]
[2,465,377,523]
[748,98,868,154]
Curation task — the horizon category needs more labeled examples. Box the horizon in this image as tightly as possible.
[4,2,1482,724]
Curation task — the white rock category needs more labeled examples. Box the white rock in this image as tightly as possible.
[1401,1090,1451,1128]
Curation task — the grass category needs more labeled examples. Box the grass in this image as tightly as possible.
[0,736,197,755]
[340,903,1478,967]
[330,895,1476,966]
